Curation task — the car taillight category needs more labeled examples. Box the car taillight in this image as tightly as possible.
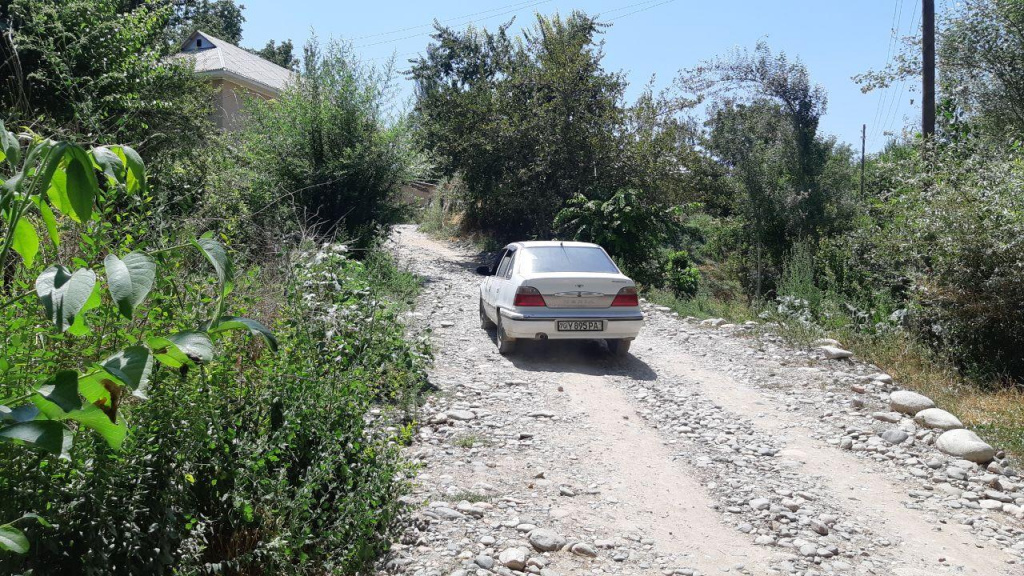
[611,286,639,307]
[514,286,546,307]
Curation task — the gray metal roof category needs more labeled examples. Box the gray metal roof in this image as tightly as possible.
[176,31,292,95]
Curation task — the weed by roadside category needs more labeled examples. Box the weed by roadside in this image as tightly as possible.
[452,434,489,449]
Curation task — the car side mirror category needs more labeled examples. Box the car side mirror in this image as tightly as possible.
[476,265,492,276]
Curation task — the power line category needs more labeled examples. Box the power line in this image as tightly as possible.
[878,0,920,144]
[869,0,903,144]
[605,0,677,20]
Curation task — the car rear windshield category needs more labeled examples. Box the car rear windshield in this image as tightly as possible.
[519,246,620,274]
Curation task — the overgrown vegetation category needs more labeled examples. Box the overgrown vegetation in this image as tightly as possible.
[4,0,1024,568]
[0,0,430,572]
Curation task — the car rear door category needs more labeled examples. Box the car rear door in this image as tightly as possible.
[484,248,511,314]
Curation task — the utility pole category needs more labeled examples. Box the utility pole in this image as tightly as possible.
[860,124,866,198]
[923,0,935,138]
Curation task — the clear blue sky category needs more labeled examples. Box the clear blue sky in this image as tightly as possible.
[239,0,925,152]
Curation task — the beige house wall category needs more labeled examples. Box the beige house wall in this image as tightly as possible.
[209,79,272,131]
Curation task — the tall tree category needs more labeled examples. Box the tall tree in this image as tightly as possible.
[411,12,630,240]
[167,0,245,45]
[681,43,855,297]
[251,38,297,69]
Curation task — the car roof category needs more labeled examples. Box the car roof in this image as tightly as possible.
[506,240,601,250]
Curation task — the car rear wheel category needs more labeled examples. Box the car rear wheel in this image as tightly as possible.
[480,298,496,329]
[608,338,631,358]
[496,313,516,355]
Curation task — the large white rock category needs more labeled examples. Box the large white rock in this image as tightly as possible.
[888,390,935,415]
[499,548,528,570]
[914,408,964,431]
[819,346,854,360]
[527,528,566,552]
[935,429,996,463]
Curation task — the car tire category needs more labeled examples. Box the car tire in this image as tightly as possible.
[608,339,631,358]
[480,298,496,329]
[496,313,516,355]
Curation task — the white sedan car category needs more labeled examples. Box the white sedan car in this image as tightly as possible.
[476,241,644,356]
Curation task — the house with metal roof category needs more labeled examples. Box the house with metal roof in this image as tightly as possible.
[175,30,293,130]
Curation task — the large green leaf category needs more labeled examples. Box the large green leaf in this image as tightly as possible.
[64,147,95,222]
[148,331,214,368]
[0,120,19,168]
[37,142,69,207]
[11,218,39,268]
[29,380,127,450]
[0,512,53,553]
[67,282,101,337]
[30,196,59,247]
[192,237,233,292]
[45,145,96,222]
[110,145,146,193]
[35,266,97,332]
[0,525,29,554]
[90,146,124,184]
[209,316,279,352]
[104,252,156,318]
[67,404,126,449]
[36,370,81,413]
[0,420,71,458]
[99,346,153,399]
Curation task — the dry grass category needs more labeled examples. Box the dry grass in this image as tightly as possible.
[844,330,1024,462]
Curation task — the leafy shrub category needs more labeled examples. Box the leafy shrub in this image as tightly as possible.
[0,125,428,574]
[778,240,821,311]
[242,37,428,246]
[899,142,1024,380]
[1,243,427,575]
[554,189,679,286]
[664,250,700,298]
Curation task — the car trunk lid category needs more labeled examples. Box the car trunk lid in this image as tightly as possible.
[523,272,634,309]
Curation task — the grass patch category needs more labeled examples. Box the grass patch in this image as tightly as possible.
[452,433,489,449]
[647,287,760,323]
[449,491,491,503]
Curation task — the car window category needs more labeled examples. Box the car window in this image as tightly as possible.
[489,249,507,275]
[504,251,517,279]
[495,250,514,277]
[519,246,620,274]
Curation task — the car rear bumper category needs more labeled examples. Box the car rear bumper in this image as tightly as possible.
[499,308,644,340]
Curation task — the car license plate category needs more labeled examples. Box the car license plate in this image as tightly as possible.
[557,320,603,332]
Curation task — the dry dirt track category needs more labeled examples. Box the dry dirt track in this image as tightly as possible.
[383,225,1023,576]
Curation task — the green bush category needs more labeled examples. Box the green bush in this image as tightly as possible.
[1,243,427,575]
[242,37,428,247]
[664,250,700,298]
[553,189,678,286]
[0,126,428,573]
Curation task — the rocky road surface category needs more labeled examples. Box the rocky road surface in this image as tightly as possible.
[383,225,1024,576]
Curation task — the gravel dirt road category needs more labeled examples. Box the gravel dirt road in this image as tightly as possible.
[383,225,1023,576]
